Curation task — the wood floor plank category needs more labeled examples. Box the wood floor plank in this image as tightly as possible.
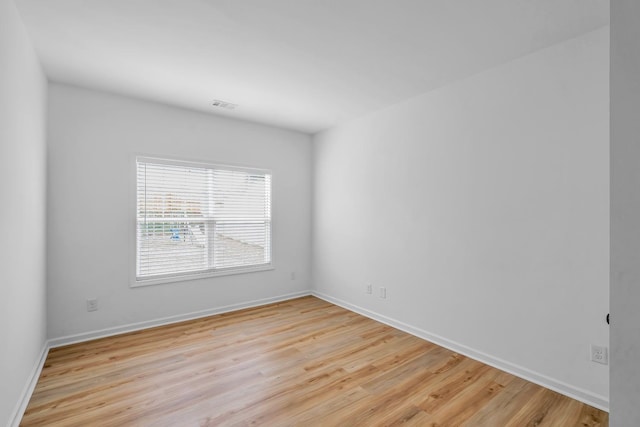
[21,296,608,426]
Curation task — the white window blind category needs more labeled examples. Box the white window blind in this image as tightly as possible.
[136,157,272,283]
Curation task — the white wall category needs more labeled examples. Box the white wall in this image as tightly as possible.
[0,0,48,425]
[47,84,312,340]
[611,1,640,425]
[313,28,609,407]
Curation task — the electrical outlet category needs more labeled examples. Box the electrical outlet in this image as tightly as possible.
[87,298,98,312]
[379,287,386,299]
[591,344,608,365]
[290,271,296,280]
[366,283,372,294]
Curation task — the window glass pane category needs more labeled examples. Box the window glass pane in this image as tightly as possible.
[136,157,271,282]
[213,220,271,269]
[137,221,207,277]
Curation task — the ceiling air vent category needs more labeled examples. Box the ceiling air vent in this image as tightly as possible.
[211,99,238,110]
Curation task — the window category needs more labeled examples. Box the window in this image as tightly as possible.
[135,156,272,285]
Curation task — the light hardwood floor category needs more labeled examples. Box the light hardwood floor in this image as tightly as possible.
[22,296,608,426]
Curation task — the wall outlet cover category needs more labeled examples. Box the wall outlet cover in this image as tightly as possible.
[590,344,608,365]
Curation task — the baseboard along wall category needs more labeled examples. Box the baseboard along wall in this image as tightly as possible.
[9,343,49,427]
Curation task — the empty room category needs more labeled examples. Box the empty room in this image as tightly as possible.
[2,0,640,425]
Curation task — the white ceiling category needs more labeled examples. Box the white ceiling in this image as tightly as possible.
[17,0,608,134]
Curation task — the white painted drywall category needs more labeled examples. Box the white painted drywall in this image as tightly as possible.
[611,1,640,424]
[313,28,609,404]
[46,84,312,340]
[0,0,48,425]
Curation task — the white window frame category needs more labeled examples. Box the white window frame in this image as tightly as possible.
[131,155,274,287]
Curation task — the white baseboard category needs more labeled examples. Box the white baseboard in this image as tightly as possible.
[312,291,609,412]
[49,290,311,348]
[9,342,49,427]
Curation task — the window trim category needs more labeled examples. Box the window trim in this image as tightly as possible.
[130,154,274,288]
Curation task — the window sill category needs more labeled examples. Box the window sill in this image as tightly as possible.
[130,264,274,288]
